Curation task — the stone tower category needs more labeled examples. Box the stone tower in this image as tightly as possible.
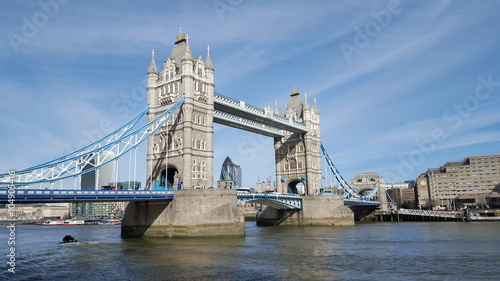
[146,30,215,190]
[274,88,322,196]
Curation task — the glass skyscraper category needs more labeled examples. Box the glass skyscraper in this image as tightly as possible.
[220,156,242,187]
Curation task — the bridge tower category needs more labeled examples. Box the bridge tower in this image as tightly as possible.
[274,88,322,196]
[122,32,244,238]
[146,30,215,190]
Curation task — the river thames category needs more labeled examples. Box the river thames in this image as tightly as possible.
[1,221,500,280]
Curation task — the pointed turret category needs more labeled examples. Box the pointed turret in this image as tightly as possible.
[147,50,159,108]
[205,45,214,70]
[303,92,309,108]
[148,50,158,74]
[175,27,186,44]
[169,28,192,69]
[285,87,304,120]
[182,37,194,62]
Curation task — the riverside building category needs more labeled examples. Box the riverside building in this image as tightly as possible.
[416,154,500,210]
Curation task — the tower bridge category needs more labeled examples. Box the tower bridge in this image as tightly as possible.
[1,31,380,238]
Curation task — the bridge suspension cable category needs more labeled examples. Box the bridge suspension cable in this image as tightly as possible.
[320,143,379,200]
[0,97,185,185]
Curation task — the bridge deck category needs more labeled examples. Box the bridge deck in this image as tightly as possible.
[0,189,380,209]
[0,189,174,203]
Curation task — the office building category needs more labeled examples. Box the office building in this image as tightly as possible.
[220,156,242,187]
[416,154,500,209]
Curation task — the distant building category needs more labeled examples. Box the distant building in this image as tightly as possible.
[350,172,385,195]
[256,180,274,193]
[350,172,389,211]
[107,181,141,190]
[217,179,234,189]
[81,151,115,190]
[71,202,126,219]
[416,154,500,210]
[384,182,415,209]
[0,203,71,220]
[220,156,242,187]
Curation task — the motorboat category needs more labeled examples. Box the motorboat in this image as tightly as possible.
[98,219,121,225]
[43,220,64,226]
[63,219,85,225]
[61,235,78,243]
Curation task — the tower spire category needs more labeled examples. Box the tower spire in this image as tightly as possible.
[148,49,158,74]
[175,27,186,44]
[182,39,194,61]
[205,45,214,70]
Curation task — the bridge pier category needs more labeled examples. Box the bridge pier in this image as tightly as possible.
[121,189,245,238]
[349,206,379,221]
[256,195,354,226]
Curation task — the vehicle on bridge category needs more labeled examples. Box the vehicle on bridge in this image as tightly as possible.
[101,186,119,190]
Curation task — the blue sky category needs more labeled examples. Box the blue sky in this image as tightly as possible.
[1,0,499,188]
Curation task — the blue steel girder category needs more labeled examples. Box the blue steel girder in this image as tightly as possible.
[0,97,184,185]
[237,193,302,209]
[320,143,380,200]
[214,93,307,135]
[343,198,381,207]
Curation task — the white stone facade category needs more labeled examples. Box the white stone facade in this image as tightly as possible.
[146,32,214,190]
[274,89,322,196]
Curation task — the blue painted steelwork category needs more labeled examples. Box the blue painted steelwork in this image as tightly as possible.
[0,189,173,203]
[320,143,380,200]
[343,198,381,207]
[213,93,307,134]
[237,193,303,209]
[0,188,379,208]
[19,107,149,172]
[0,97,184,185]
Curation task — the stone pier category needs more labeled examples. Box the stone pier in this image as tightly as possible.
[256,195,354,226]
[121,189,245,238]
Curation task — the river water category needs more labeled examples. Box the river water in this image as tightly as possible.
[1,221,500,280]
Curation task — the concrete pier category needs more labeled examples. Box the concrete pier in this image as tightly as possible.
[256,195,354,226]
[121,189,245,238]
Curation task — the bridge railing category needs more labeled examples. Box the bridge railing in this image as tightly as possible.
[2,189,173,196]
[396,208,464,218]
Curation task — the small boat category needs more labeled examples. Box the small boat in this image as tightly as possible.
[43,220,64,226]
[61,235,78,243]
[98,219,121,225]
[63,219,85,225]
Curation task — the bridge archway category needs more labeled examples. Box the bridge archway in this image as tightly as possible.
[357,188,373,196]
[160,165,179,188]
[287,180,304,195]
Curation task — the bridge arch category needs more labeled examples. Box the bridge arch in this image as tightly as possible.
[286,180,305,195]
[160,165,179,189]
[357,188,373,196]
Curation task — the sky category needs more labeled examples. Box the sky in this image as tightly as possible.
[1,0,499,189]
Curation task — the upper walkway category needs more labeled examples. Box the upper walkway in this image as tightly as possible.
[213,93,307,137]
